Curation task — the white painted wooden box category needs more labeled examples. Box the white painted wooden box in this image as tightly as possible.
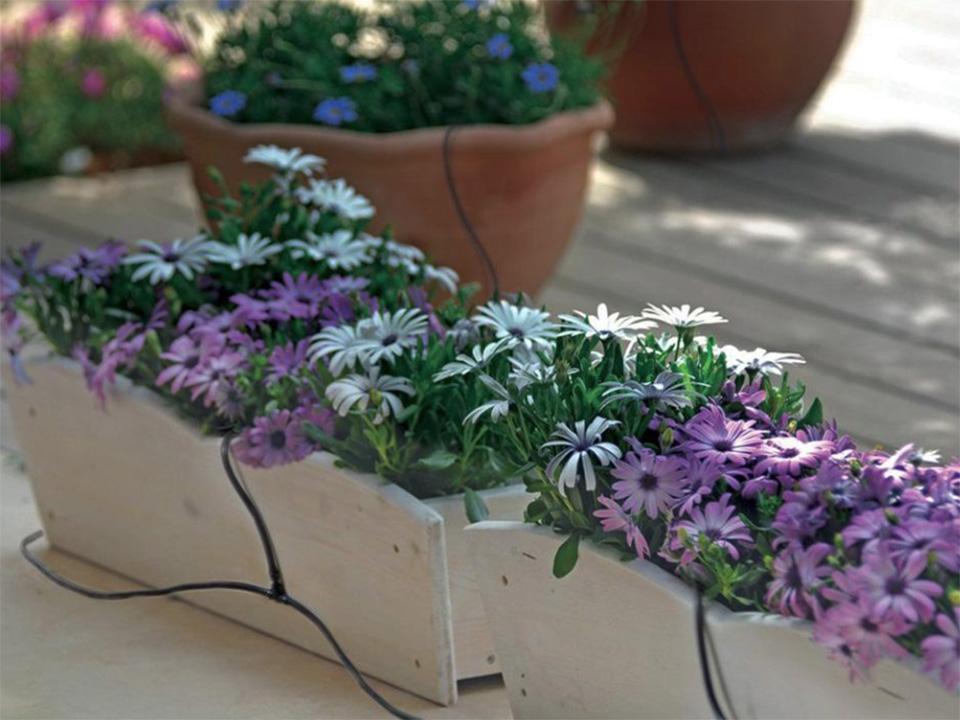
[5,356,530,705]
[468,521,958,719]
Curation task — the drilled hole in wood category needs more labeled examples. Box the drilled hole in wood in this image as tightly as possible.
[486,654,496,665]
[392,544,400,554]
[521,688,527,697]
[501,575,508,586]
[46,509,56,520]
[414,658,421,669]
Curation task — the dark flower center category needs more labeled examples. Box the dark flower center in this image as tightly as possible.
[508,326,525,338]
[162,251,180,262]
[785,562,803,588]
[713,439,733,452]
[781,448,800,458]
[704,528,721,541]
[184,355,199,369]
[860,618,878,633]
[382,333,398,346]
[639,473,659,491]
[885,577,906,596]
[269,430,287,450]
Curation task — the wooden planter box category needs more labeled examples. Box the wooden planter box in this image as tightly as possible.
[468,521,957,719]
[5,356,530,706]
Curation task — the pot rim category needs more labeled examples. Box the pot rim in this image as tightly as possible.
[165,94,615,155]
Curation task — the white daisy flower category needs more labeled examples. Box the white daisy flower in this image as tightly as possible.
[463,375,512,425]
[296,178,374,220]
[508,356,558,390]
[642,303,728,330]
[124,235,216,285]
[474,300,558,352]
[542,417,621,492]
[367,237,426,275]
[601,371,693,411]
[910,447,941,464]
[206,232,284,270]
[287,229,373,270]
[244,145,325,177]
[423,264,459,293]
[356,308,429,364]
[308,325,372,375]
[720,345,806,376]
[325,368,415,424]
[433,341,506,382]
[559,303,655,342]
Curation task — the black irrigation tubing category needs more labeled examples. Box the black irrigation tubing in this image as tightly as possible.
[667,0,727,153]
[442,125,501,300]
[20,435,421,720]
[695,589,738,720]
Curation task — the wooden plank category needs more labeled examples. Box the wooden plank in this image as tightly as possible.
[1,451,511,719]
[0,209,90,261]
[7,357,458,705]
[540,279,959,456]
[589,158,960,350]
[469,522,956,720]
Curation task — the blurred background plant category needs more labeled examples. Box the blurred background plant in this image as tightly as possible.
[0,0,198,182]
[191,0,603,131]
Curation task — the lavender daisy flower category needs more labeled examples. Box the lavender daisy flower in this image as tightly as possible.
[485,33,513,60]
[267,340,309,384]
[921,610,960,692]
[47,240,126,285]
[851,551,942,624]
[296,178,374,220]
[594,496,649,558]
[642,303,727,330]
[356,308,428,364]
[811,607,875,682]
[263,272,329,320]
[766,542,832,619]
[671,493,752,565]
[521,62,559,93]
[754,436,835,477]
[232,410,312,469]
[680,405,764,466]
[124,235,215,284]
[325,367,415,424]
[184,349,246,408]
[340,63,378,84]
[601,371,692,412]
[313,97,357,126]
[542,417,621,492]
[214,381,246,421]
[841,508,896,553]
[207,232,283,270]
[287,229,373,269]
[816,598,909,669]
[887,519,955,572]
[559,302,655,342]
[209,90,247,118]
[475,300,558,352]
[611,444,687,519]
[673,455,724,516]
[156,335,205,393]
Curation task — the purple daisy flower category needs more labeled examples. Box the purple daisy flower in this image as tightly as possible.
[816,598,909,669]
[921,610,960,693]
[671,493,752,566]
[593,495,649,558]
[811,606,875,682]
[673,454,724,516]
[771,489,827,546]
[754,436,835,477]
[841,508,897,553]
[0,125,14,155]
[264,272,329,320]
[214,380,246,421]
[232,410,312,468]
[185,348,246,407]
[888,519,956,572]
[680,405,764,466]
[230,293,271,328]
[47,240,126,285]
[267,339,309,384]
[851,551,942,624]
[766,542,832,619]
[156,335,204,393]
[611,443,687,519]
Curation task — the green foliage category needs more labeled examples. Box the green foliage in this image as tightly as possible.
[1,36,177,182]
[204,0,604,130]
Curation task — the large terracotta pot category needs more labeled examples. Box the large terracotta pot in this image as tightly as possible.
[166,97,613,298]
[547,0,856,152]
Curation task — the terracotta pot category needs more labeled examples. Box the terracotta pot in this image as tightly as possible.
[547,0,856,152]
[165,97,613,298]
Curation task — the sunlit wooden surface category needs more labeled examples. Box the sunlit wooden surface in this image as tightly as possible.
[1,1,957,717]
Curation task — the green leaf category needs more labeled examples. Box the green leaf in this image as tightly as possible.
[464,488,490,524]
[413,448,458,471]
[552,533,580,578]
[799,397,823,428]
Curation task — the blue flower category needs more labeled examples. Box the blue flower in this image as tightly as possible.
[209,90,247,118]
[313,97,358,126]
[216,0,243,11]
[485,33,513,60]
[340,63,378,84]
[462,0,492,9]
[521,62,559,93]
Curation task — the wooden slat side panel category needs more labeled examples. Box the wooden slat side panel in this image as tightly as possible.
[6,358,456,705]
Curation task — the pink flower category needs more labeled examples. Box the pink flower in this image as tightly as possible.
[593,495,649,558]
[921,610,960,692]
[81,68,107,98]
[134,12,188,55]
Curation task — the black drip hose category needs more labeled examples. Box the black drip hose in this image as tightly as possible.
[20,435,421,720]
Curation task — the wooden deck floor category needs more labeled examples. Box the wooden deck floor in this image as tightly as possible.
[1,4,958,459]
